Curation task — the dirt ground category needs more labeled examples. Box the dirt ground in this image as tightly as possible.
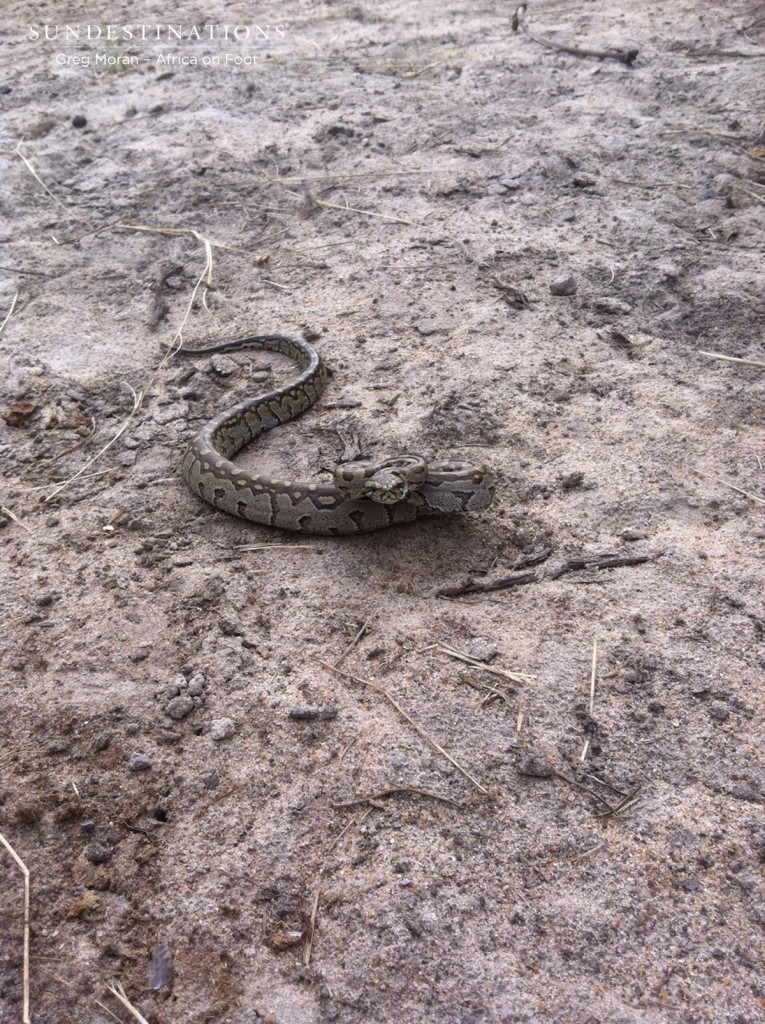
[1,2,764,1022]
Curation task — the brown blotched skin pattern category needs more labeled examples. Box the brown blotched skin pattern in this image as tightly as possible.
[175,333,495,534]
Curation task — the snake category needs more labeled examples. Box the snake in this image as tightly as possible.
[174,332,495,534]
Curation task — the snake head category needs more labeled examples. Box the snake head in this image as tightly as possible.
[362,469,411,504]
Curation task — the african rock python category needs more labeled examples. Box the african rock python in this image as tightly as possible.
[175,333,495,534]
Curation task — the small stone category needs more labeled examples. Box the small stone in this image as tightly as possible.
[559,471,585,491]
[187,675,205,697]
[166,694,194,721]
[72,115,87,128]
[219,614,244,637]
[709,707,730,723]
[210,354,238,376]
[128,752,152,772]
[550,274,577,296]
[463,639,498,663]
[210,718,235,742]
[593,296,632,315]
[621,528,647,542]
[156,729,182,745]
[414,322,442,337]
[84,841,110,865]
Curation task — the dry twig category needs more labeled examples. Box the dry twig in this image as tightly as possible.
[438,551,655,597]
[512,4,639,67]
[331,786,469,809]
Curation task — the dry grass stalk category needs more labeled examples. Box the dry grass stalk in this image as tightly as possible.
[0,505,32,534]
[43,223,220,503]
[40,966,125,1024]
[262,168,436,186]
[43,384,141,502]
[305,809,371,966]
[321,661,489,794]
[304,887,321,966]
[335,615,373,668]
[312,196,417,227]
[105,981,150,1024]
[426,643,534,685]
[234,544,314,552]
[697,470,765,506]
[0,290,18,336]
[699,349,765,368]
[14,143,85,221]
[0,832,31,1023]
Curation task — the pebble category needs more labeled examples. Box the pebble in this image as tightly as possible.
[210,354,238,376]
[127,752,152,772]
[463,639,498,663]
[72,115,87,129]
[621,528,647,542]
[594,296,632,315]
[550,274,577,296]
[166,694,195,720]
[187,675,205,697]
[83,841,110,865]
[219,614,244,637]
[210,718,235,742]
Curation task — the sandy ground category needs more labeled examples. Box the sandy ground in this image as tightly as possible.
[1,2,764,1022]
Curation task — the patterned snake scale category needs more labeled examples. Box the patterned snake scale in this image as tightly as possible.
[175,333,496,534]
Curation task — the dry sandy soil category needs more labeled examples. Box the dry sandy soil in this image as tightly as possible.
[1,2,764,1023]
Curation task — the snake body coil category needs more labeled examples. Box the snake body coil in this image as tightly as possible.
[176,333,495,534]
